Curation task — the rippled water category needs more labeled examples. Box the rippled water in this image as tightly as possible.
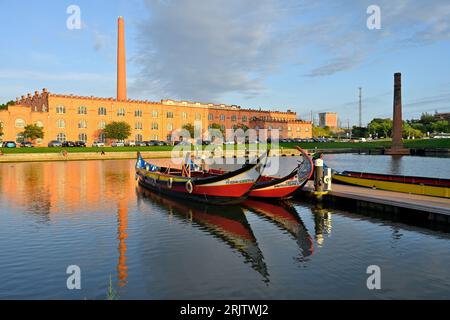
[0,155,449,299]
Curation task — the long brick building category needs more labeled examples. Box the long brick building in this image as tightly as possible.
[0,17,311,146]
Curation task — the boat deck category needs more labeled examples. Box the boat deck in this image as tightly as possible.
[302,181,450,217]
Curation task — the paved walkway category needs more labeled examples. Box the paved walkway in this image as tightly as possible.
[303,181,450,216]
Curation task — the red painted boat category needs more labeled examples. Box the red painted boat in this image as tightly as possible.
[209,146,314,199]
[135,152,264,205]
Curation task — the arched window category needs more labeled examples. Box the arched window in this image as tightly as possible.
[78,133,87,142]
[167,123,173,131]
[152,134,158,140]
[98,107,107,115]
[57,133,66,142]
[35,121,44,128]
[166,111,174,118]
[57,119,65,128]
[56,105,66,114]
[78,106,87,115]
[220,114,225,121]
[78,120,87,129]
[151,122,158,130]
[195,113,201,121]
[117,108,125,116]
[208,114,213,121]
[242,116,248,122]
[135,122,142,130]
[231,115,237,122]
[15,118,26,128]
[135,134,143,142]
[98,120,106,129]
[181,112,187,120]
[152,110,158,118]
[135,110,142,117]
[288,126,292,132]
[99,133,107,142]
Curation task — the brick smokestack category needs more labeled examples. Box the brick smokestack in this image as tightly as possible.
[391,72,403,149]
[385,72,409,155]
[117,16,126,101]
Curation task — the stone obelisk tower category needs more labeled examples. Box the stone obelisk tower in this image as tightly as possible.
[385,73,410,155]
[117,16,127,101]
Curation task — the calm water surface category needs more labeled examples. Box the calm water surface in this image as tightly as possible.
[0,155,449,299]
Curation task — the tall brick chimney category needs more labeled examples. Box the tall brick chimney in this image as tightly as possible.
[385,72,410,155]
[117,16,126,101]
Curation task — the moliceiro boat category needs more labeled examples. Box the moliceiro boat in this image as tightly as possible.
[135,152,266,205]
[209,147,314,199]
[332,171,450,199]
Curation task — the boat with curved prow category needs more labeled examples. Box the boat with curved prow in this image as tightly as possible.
[209,146,314,199]
[135,152,265,205]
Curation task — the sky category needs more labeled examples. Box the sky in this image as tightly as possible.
[0,0,449,126]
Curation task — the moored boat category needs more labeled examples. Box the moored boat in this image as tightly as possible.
[135,152,265,205]
[332,171,450,198]
[209,146,314,199]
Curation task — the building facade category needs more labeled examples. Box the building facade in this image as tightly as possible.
[0,90,312,145]
[0,17,312,145]
[318,112,338,129]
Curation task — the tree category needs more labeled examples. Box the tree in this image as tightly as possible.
[351,126,369,138]
[312,126,332,138]
[368,118,392,138]
[103,121,131,141]
[21,124,44,142]
[182,123,195,138]
[0,100,15,110]
[420,112,434,125]
[209,123,224,135]
[431,120,449,133]
[232,123,249,131]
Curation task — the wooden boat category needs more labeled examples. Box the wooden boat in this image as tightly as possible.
[136,187,269,280]
[332,171,450,198]
[209,146,314,199]
[244,199,314,258]
[135,152,265,205]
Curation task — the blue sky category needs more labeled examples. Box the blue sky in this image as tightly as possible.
[0,0,449,126]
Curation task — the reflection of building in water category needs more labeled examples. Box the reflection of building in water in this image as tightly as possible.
[117,197,129,287]
[0,161,133,288]
[312,204,332,247]
[0,161,135,216]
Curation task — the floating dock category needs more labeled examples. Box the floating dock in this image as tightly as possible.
[300,181,450,224]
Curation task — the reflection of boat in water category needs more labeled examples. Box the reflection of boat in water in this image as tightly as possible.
[136,186,269,281]
[243,199,314,258]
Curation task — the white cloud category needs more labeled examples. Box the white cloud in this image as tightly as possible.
[124,0,450,101]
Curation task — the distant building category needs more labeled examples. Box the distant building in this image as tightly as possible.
[0,17,312,145]
[318,112,337,129]
[434,112,450,122]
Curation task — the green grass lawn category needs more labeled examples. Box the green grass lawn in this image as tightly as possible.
[1,139,449,154]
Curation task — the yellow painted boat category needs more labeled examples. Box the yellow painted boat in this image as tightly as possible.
[332,171,450,198]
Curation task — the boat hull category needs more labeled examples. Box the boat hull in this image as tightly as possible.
[135,152,264,205]
[333,173,450,198]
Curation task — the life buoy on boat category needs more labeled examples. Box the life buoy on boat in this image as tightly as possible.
[185,180,193,194]
[167,178,173,189]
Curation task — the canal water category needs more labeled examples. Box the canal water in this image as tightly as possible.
[0,155,449,299]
